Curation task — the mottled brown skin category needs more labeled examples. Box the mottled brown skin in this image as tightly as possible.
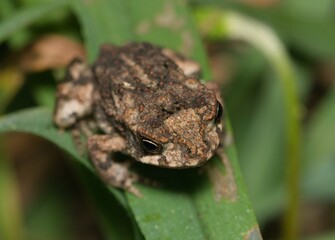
[54,42,224,195]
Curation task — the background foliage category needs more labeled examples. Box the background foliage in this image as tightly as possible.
[1,0,335,239]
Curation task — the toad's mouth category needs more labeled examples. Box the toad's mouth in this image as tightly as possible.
[138,149,215,168]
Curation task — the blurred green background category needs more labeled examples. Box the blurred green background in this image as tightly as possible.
[1,0,335,239]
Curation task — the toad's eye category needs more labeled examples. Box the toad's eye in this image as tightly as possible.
[141,137,163,154]
[215,101,223,123]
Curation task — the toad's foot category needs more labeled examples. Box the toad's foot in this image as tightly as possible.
[87,134,142,196]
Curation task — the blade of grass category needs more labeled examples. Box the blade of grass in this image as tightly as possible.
[194,8,301,239]
[0,108,138,239]
[72,0,261,239]
[0,0,30,48]
[0,107,127,205]
[71,0,134,61]
[75,0,257,239]
[0,0,68,43]
[0,107,261,239]
[72,0,212,77]
[0,0,261,239]
[0,0,14,18]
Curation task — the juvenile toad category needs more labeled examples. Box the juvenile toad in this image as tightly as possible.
[54,42,224,195]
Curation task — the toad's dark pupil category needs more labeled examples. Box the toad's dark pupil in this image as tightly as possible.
[215,101,223,123]
[142,138,162,154]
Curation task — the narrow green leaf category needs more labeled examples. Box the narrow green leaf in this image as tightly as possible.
[0,108,126,204]
[72,0,211,77]
[73,0,260,239]
[0,0,68,43]
[0,0,30,48]
[0,107,260,240]
[0,108,140,239]
[71,0,134,61]
[0,0,261,239]
[0,0,15,19]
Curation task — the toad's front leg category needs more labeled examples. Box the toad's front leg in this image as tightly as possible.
[87,134,141,196]
[54,59,95,129]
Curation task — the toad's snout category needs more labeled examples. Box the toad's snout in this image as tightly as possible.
[161,108,220,168]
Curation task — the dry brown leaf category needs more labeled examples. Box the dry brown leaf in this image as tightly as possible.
[19,34,86,72]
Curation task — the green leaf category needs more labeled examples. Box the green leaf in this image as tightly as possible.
[0,0,68,43]
[71,0,260,238]
[0,107,260,239]
[0,0,260,239]
[72,0,212,78]
[0,108,126,202]
[0,108,136,239]
[0,0,29,47]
